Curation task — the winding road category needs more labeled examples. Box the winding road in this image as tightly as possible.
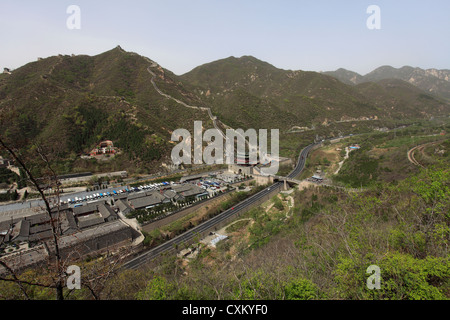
[407,141,439,168]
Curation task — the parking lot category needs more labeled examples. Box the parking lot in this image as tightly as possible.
[0,181,172,213]
[0,171,247,217]
[60,181,174,207]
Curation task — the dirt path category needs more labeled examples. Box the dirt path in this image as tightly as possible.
[284,194,294,218]
[265,203,274,213]
[334,147,350,175]
[215,218,254,237]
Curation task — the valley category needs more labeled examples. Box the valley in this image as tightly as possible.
[0,47,449,301]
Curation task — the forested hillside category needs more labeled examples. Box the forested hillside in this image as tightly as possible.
[2,123,447,300]
[1,48,449,177]
[0,47,211,176]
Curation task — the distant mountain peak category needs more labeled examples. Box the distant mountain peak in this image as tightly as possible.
[323,65,450,100]
[238,55,259,61]
[322,68,363,85]
[99,45,127,56]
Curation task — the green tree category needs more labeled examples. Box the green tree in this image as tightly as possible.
[334,252,449,300]
[136,276,173,300]
[284,278,322,300]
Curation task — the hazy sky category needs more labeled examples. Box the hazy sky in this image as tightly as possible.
[1,0,449,75]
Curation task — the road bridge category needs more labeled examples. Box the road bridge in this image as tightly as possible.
[272,175,302,190]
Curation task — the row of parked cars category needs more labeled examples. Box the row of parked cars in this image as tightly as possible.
[197,180,222,191]
[63,181,172,206]
[133,181,172,192]
[64,189,129,206]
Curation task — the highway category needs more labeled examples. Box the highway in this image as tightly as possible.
[288,143,319,179]
[122,142,318,270]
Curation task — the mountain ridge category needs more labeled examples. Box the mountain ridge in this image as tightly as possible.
[181,55,449,131]
[1,47,449,175]
[323,65,450,100]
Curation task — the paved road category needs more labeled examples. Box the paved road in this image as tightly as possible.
[288,143,319,179]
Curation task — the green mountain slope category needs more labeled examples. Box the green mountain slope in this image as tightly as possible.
[324,65,450,101]
[0,47,211,175]
[1,48,449,176]
[322,68,363,85]
[355,79,448,118]
[180,56,449,132]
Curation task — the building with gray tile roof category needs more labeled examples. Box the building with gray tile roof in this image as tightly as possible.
[180,173,210,183]
[129,191,166,210]
[7,208,78,243]
[171,184,195,193]
[115,199,132,215]
[163,189,184,202]
[112,193,128,201]
[72,203,99,216]
[3,202,117,244]
[172,184,206,198]
[98,203,118,221]
[127,192,147,201]
[77,213,105,229]
[9,219,30,242]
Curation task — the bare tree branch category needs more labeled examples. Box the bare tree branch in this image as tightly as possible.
[0,137,65,299]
